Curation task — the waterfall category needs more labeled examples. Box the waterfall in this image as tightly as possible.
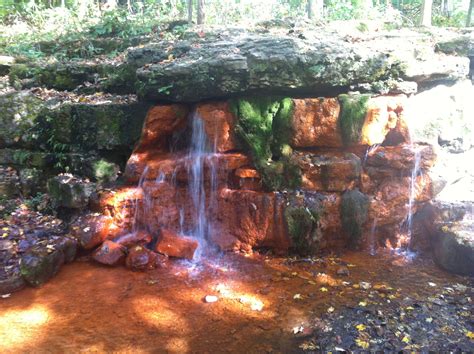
[184,111,218,259]
[405,147,421,246]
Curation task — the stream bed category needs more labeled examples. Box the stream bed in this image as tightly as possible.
[1,251,472,353]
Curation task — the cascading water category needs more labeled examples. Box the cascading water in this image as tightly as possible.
[185,111,219,259]
[405,147,422,246]
[369,218,377,256]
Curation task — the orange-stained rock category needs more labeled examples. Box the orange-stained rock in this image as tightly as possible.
[235,168,260,179]
[365,144,436,172]
[96,187,143,231]
[360,95,409,146]
[234,168,262,191]
[114,231,152,248]
[293,151,361,192]
[196,102,238,152]
[92,240,126,265]
[134,104,189,153]
[291,98,342,148]
[209,189,290,252]
[125,151,250,184]
[317,193,343,245]
[70,214,121,249]
[125,245,167,271]
[155,229,198,260]
[369,175,433,226]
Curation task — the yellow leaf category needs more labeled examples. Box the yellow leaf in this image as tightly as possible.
[402,335,410,343]
[359,301,367,307]
[406,306,414,311]
[2,227,8,230]
[356,324,366,331]
[320,287,328,292]
[355,338,369,349]
[466,331,474,340]
[1,233,7,238]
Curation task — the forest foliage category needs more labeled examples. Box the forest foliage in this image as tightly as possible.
[0,0,472,60]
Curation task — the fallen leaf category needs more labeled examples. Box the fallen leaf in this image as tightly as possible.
[320,287,328,292]
[355,338,369,349]
[356,324,366,331]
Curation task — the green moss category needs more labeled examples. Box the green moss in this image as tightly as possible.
[341,189,369,249]
[435,37,471,56]
[231,96,300,191]
[338,94,370,146]
[93,159,118,183]
[285,206,320,255]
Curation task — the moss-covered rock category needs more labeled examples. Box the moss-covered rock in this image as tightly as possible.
[283,193,324,255]
[435,36,474,57]
[47,174,96,209]
[341,189,369,249]
[231,96,300,191]
[0,91,44,148]
[0,167,20,198]
[20,248,65,287]
[33,101,148,156]
[19,168,45,196]
[338,94,370,146]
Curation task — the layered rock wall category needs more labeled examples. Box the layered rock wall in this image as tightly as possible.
[97,93,438,254]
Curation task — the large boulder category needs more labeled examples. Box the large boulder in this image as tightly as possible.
[20,248,65,287]
[428,202,474,276]
[47,174,96,209]
[154,229,198,260]
[132,29,469,102]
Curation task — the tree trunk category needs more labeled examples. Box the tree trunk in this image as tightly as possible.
[420,0,432,26]
[197,0,204,25]
[467,0,474,26]
[187,0,193,24]
[441,0,453,17]
[307,0,323,20]
[307,0,313,19]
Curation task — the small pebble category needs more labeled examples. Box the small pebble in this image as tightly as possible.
[204,295,218,303]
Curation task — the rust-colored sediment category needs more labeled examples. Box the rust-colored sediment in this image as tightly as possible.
[0,252,469,353]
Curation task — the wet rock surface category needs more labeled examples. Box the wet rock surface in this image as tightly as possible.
[92,240,126,266]
[155,229,198,260]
